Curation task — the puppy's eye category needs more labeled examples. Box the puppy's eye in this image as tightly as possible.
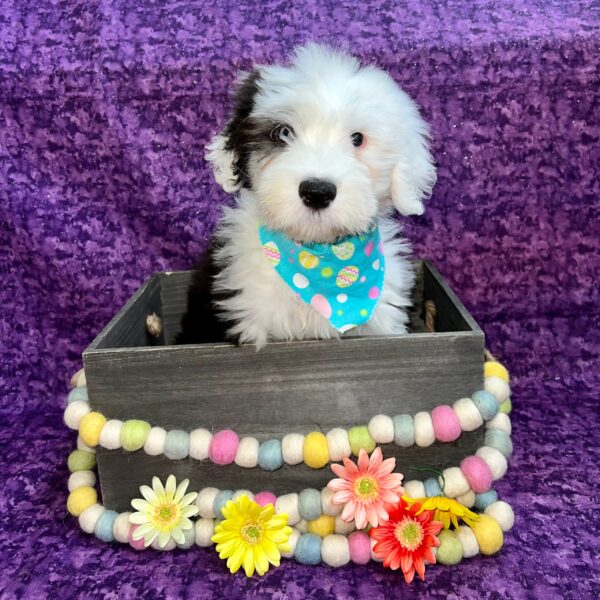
[351,132,364,147]
[271,124,294,144]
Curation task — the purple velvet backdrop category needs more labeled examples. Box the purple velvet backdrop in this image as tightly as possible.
[1,1,599,598]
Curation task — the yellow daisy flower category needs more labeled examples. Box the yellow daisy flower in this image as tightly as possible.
[403,496,480,529]
[212,495,293,577]
[129,475,198,547]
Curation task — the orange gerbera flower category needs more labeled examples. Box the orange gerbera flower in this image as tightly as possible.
[370,497,443,583]
[327,447,404,529]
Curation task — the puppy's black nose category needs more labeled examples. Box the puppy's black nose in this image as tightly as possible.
[299,179,337,210]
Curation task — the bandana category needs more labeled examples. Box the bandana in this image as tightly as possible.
[258,225,385,333]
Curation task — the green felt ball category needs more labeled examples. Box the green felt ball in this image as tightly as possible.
[436,529,463,565]
[348,426,376,456]
[120,419,151,451]
[499,399,512,414]
[67,449,96,472]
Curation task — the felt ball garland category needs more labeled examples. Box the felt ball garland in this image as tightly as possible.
[64,359,515,571]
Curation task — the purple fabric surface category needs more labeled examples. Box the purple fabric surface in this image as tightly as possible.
[1,1,599,598]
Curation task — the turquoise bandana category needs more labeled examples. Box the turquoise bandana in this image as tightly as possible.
[258,225,385,333]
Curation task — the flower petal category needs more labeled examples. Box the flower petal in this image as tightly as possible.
[152,476,166,500]
[158,530,171,548]
[131,498,151,513]
[174,478,190,503]
[172,527,185,545]
[357,449,370,472]
[140,485,158,504]
[129,512,150,525]
[165,475,177,500]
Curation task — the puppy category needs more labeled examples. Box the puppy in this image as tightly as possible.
[177,44,436,347]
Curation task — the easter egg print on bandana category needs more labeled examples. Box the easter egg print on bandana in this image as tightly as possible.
[259,225,385,333]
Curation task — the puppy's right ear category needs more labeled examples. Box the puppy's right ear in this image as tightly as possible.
[205,69,262,193]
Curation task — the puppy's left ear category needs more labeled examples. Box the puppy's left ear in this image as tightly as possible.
[389,102,437,216]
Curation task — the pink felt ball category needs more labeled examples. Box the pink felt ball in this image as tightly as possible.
[460,455,493,493]
[208,429,240,465]
[253,491,277,507]
[431,405,462,442]
[348,531,371,565]
[128,525,147,551]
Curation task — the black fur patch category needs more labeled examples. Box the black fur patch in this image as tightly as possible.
[223,70,286,189]
[175,241,239,345]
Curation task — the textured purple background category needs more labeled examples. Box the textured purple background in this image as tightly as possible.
[1,1,599,598]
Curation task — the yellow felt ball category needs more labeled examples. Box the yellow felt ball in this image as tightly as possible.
[79,411,107,447]
[469,514,504,555]
[307,515,335,537]
[304,432,329,468]
[484,361,510,383]
[67,486,97,516]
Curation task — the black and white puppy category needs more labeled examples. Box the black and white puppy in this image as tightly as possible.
[178,45,436,347]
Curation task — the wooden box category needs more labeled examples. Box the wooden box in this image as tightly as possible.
[83,261,484,512]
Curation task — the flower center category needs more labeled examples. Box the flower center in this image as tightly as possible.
[241,523,262,545]
[153,501,179,529]
[395,517,424,551]
[354,476,379,500]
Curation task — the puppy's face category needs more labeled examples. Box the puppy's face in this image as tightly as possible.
[208,45,436,243]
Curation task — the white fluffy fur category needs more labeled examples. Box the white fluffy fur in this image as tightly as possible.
[207,44,436,347]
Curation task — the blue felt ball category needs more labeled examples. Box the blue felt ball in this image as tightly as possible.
[95,510,118,543]
[393,414,414,447]
[298,488,322,521]
[258,439,283,471]
[164,430,190,460]
[424,477,442,497]
[472,391,499,421]
[474,489,498,511]
[484,430,513,458]
[213,490,233,520]
[67,387,88,405]
[295,533,322,565]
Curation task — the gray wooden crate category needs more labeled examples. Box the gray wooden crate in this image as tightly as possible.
[84,261,484,512]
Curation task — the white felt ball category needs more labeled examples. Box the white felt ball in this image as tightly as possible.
[484,377,511,404]
[143,427,167,456]
[414,412,435,447]
[77,435,94,453]
[439,467,470,498]
[195,518,215,547]
[296,519,308,533]
[232,490,254,502]
[485,501,515,532]
[280,528,300,558]
[234,437,259,468]
[486,413,512,435]
[403,480,426,499]
[196,487,220,519]
[78,504,105,534]
[68,470,96,492]
[64,401,91,430]
[326,428,351,462]
[282,433,305,465]
[370,537,383,562]
[476,446,508,480]
[321,487,342,516]
[112,512,132,543]
[456,490,476,508]
[321,534,351,567]
[334,516,355,535]
[275,493,301,525]
[153,536,176,551]
[368,415,395,444]
[189,428,213,460]
[455,525,479,558]
[453,398,484,432]
[70,368,85,388]
[98,419,123,450]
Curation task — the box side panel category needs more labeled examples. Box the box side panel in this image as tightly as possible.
[85,334,484,437]
[98,428,484,512]
[159,271,194,345]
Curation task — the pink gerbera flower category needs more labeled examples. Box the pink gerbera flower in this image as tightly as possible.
[327,447,404,529]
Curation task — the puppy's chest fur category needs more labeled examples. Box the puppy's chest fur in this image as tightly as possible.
[200,194,414,347]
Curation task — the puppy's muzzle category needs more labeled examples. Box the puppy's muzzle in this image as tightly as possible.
[299,179,337,210]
